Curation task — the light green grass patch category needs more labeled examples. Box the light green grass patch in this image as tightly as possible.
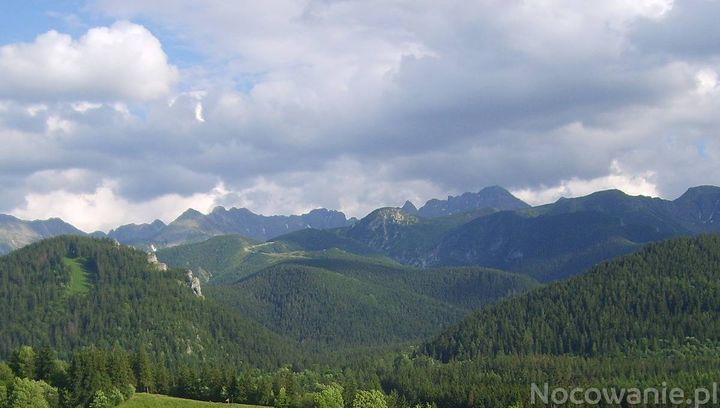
[63,257,90,295]
[119,393,267,407]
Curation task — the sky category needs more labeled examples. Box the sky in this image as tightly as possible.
[0,0,719,232]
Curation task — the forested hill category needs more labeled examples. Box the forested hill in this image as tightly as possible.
[425,234,720,361]
[0,236,297,368]
[210,254,539,349]
[157,235,539,350]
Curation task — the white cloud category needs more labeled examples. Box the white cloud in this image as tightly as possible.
[695,69,718,95]
[0,21,178,102]
[194,102,205,123]
[512,161,659,206]
[11,181,228,232]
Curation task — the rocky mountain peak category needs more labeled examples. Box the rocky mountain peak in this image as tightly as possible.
[401,200,418,214]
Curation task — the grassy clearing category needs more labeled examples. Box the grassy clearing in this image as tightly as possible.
[63,257,90,295]
[119,393,267,407]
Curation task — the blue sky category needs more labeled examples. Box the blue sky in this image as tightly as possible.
[0,1,204,71]
[0,0,718,231]
[0,1,116,44]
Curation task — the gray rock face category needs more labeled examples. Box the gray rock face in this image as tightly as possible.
[147,251,168,271]
[186,270,203,297]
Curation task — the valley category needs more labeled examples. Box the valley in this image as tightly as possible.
[2,186,720,407]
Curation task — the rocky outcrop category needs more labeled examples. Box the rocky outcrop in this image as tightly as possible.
[147,251,168,271]
[186,270,203,297]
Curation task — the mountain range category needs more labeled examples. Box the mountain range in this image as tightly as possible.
[3,188,720,407]
[104,207,354,248]
[3,185,720,284]
[0,185,531,254]
[270,185,720,281]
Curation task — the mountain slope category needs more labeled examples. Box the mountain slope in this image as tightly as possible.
[417,186,529,218]
[157,234,312,285]
[0,236,297,368]
[270,228,379,256]
[0,214,85,255]
[287,253,539,311]
[343,207,496,266]
[213,262,463,348]
[671,185,720,232]
[156,234,262,283]
[209,252,539,349]
[429,188,720,281]
[158,236,539,349]
[425,235,720,361]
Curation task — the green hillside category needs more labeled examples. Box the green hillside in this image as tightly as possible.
[159,235,538,350]
[0,236,297,368]
[213,264,460,348]
[63,256,91,295]
[157,234,262,283]
[157,234,325,285]
[288,253,538,311]
[120,393,267,407]
[425,235,720,361]
[271,228,379,256]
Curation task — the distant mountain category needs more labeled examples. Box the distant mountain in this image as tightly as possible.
[417,186,529,218]
[106,219,167,246]
[400,200,419,214]
[670,185,720,232]
[425,235,720,361]
[110,206,355,248]
[343,207,496,265]
[430,188,714,281]
[0,214,85,254]
[306,186,720,282]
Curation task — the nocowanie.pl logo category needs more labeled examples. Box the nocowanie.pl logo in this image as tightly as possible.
[531,383,720,407]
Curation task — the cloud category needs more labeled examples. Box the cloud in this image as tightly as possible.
[511,161,660,206]
[1,1,720,230]
[10,180,229,232]
[0,21,178,102]
[630,0,720,59]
